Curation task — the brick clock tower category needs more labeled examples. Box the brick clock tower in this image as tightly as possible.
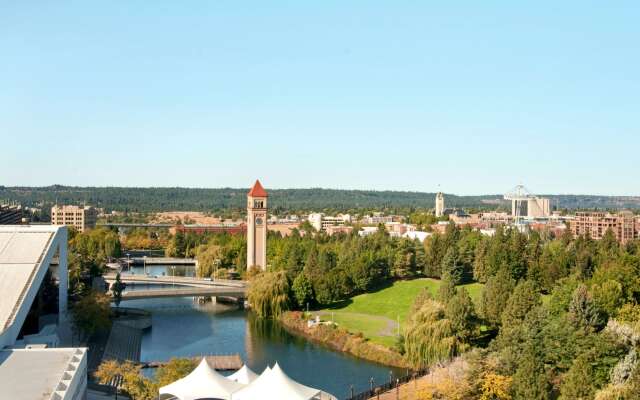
[247,180,268,270]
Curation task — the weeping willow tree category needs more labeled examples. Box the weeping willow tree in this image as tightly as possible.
[404,298,465,369]
[248,271,291,318]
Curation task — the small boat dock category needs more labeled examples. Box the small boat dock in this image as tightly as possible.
[141,353,243,370]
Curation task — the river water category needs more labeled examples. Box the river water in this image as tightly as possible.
[119,266,404,398]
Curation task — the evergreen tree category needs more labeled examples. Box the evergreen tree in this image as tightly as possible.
[480,269,515,328]
[568,284,606,331]
[445,288,476,342]
[559,353,596,400]
[511,345,551,400]
[501,280,541,328]
[438,271,458,304]
[441,246,463,284]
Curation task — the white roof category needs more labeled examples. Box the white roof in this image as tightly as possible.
[159,358,245,400]
[402,231,432,242]
[0,226,56,335]
[0,348,86,400]
[232,363,336,400]
[227,364,259,385]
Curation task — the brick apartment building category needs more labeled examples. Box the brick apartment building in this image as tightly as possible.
[570,211,638,244]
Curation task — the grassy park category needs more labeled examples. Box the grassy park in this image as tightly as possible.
[319,278,484,347]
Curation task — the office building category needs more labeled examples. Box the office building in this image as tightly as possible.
[308,213,351,232]
[50,205,98,232]
[0,204,23,224]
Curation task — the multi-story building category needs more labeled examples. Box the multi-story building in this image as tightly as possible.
[571,211,637,244]
[479,211,512,225]
[50,205,98,232]
[308,213,351,232]
[359,212,403,225]
[527,197,551,218]
[0,204,23,224]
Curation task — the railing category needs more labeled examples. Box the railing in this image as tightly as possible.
[344,368,429,400]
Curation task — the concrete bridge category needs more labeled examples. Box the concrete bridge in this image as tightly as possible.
[121,257,197,266]
[104,273,246,288]
[104,273,248,300]
[120,286,247,300]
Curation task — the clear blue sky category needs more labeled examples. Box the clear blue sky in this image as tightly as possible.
[1,1,638,195]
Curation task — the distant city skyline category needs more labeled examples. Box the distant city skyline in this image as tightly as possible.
[2,2,639,195]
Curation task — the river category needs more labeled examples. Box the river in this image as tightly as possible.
[119,266,404,398]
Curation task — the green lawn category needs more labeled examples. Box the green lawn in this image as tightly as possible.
[318,278,485,347]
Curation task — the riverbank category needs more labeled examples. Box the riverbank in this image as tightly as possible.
[280,311,411,369]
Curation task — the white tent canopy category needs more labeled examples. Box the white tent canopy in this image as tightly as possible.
[159,358,245,400]
[227,365,259,385]
[231,363,336,400]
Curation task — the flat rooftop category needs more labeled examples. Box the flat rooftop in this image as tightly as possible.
[0,225,59,335]
[0,348,86,400]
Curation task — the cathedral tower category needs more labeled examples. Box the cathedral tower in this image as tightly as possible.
[247,180,268,270]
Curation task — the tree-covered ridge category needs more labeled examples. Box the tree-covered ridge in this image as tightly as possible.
[2,185,639,213]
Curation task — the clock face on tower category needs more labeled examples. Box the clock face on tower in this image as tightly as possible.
[255,217,263,225]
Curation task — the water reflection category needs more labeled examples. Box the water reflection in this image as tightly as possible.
[121,296,403,398]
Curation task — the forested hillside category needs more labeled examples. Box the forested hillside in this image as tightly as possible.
[1,185,639,213]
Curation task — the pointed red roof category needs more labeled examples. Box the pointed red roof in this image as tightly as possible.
[248,179,268,197]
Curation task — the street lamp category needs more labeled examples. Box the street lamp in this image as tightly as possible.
[171,266,176,289]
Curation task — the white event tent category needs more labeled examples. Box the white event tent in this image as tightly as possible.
[159,358,245,400]
[227,364,259,385]
[160,359,336,400]
[231,362,337,400]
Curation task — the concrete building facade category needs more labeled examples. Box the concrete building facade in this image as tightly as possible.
[527,197,551,218]
[247,180,268,270]
[51,205,98,232]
